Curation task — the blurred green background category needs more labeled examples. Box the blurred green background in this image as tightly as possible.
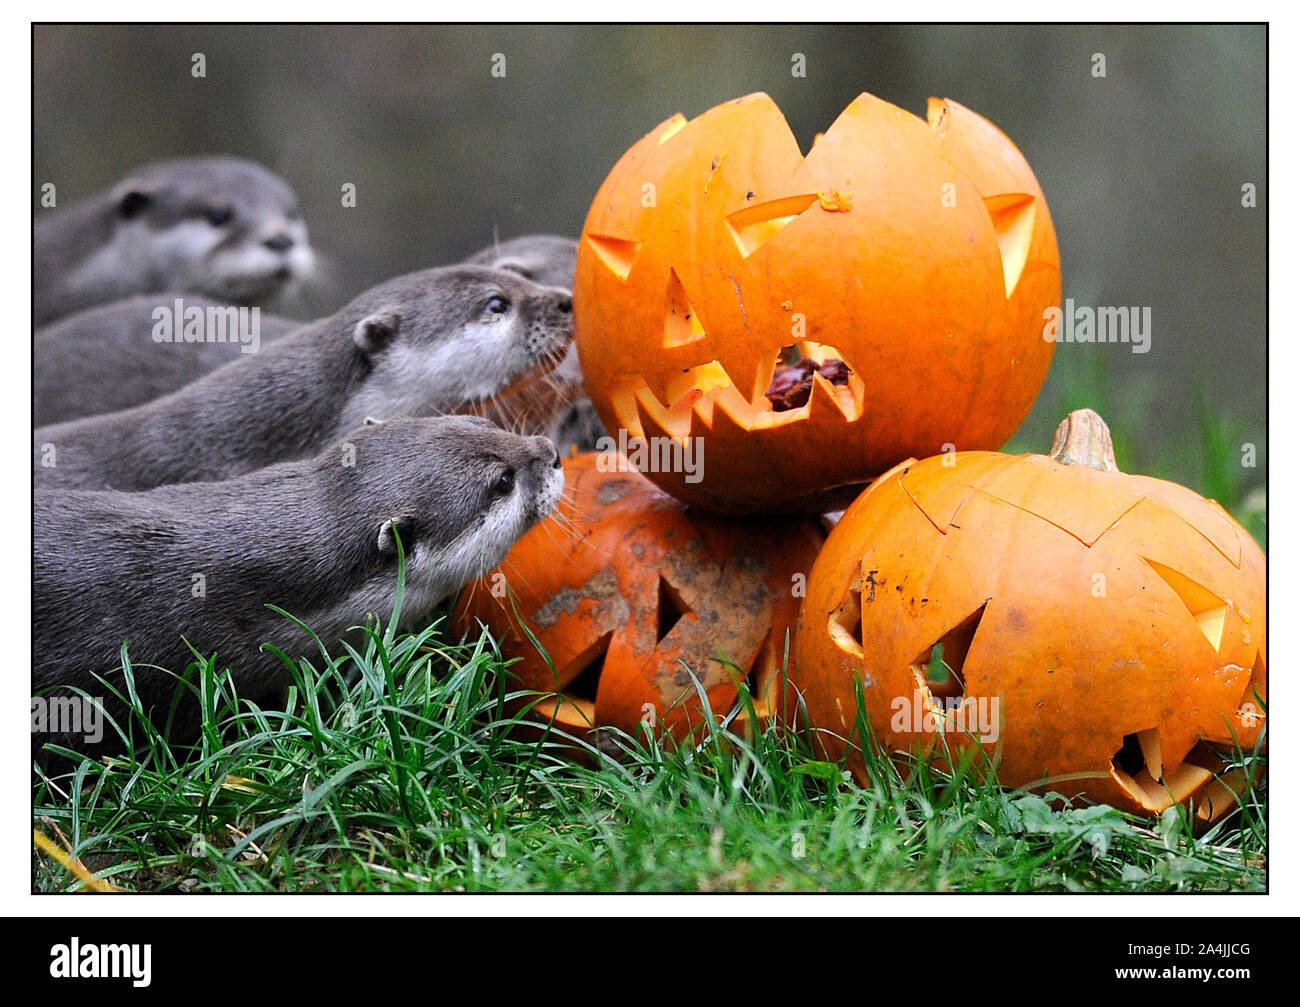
[33,24,1265,531]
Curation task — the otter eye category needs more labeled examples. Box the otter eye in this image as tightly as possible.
[490,468,515,499]
[204,206,233,227]
[486,295,511,315]
[286,207,301,221]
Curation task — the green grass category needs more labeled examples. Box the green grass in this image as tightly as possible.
[33,604,1267,894]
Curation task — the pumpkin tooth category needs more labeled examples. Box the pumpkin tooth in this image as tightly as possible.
[1196,767,1256,823]
[703,349,752,402]
[707,392,754,440]
[1136,727,1163,781]
[634,386,689,444]
[557,630,613,703]
[687,400,715,438]
[806,370,855,425]
[636,368,673,409]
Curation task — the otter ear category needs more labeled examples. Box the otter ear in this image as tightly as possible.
[495,258,535,280]
[377,516,417,556]
[354,311,402,354]
[117,189,152,220]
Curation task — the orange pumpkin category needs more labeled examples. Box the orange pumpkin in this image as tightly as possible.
[788,410,1266,821]
[454,453,825,746]
[574,91,1060,513]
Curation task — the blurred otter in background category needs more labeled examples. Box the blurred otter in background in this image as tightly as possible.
[34,156,315,326]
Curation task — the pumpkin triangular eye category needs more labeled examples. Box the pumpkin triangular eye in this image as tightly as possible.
[1142,558,1228,651]
[656,575,692,642]
[725,193,818,257]
[564,631,611,703]
[585,234,642,280]
[982,193,1036,298]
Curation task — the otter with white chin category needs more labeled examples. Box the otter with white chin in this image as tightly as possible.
[34,415,564,757]
[468,234,608,453]
[34,156,314,325]
[35,265,573,491]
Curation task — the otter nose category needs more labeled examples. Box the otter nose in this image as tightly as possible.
[263,233,294,253]
[535,438,561,469]
[555,295,572,314]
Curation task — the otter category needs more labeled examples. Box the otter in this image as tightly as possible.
[33,235,574,426]
[34,295,301,425]
[34,265,573,491]
[33,415,563,757]
[464,233,577,289]
[467,234,607,454]
[33,156,314,325]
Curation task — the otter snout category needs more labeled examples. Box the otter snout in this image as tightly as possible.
[522,286,575,363]
[521,434,565,523]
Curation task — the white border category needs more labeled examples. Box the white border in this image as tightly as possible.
[5,11,1289,917]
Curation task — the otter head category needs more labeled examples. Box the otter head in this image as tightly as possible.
[104,156,315,303]
[337,265,574,433]
[328,415,564,630]
[465,234,577,290]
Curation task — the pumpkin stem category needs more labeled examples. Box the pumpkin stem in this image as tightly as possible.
[1048,409,1119,472]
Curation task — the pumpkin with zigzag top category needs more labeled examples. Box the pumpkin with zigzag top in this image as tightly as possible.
[573,91,1061,513]
[788,410,1266,821]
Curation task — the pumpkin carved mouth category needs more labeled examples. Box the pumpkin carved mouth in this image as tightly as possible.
[610,339,865,444]
[1110,733,1259,823]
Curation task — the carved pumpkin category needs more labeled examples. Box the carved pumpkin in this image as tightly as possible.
[454,453,824,746]
[788,410,1266,821]
[574,91,1060,513]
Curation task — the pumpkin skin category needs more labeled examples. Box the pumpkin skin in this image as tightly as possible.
[574,91,1061,513]
[453,453,825,746]
[788,411,1266,821]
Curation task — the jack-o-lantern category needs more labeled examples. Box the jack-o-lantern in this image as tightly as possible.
[788,410,1266,821]
[574,91,1060,513]
[454,453,825,746]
